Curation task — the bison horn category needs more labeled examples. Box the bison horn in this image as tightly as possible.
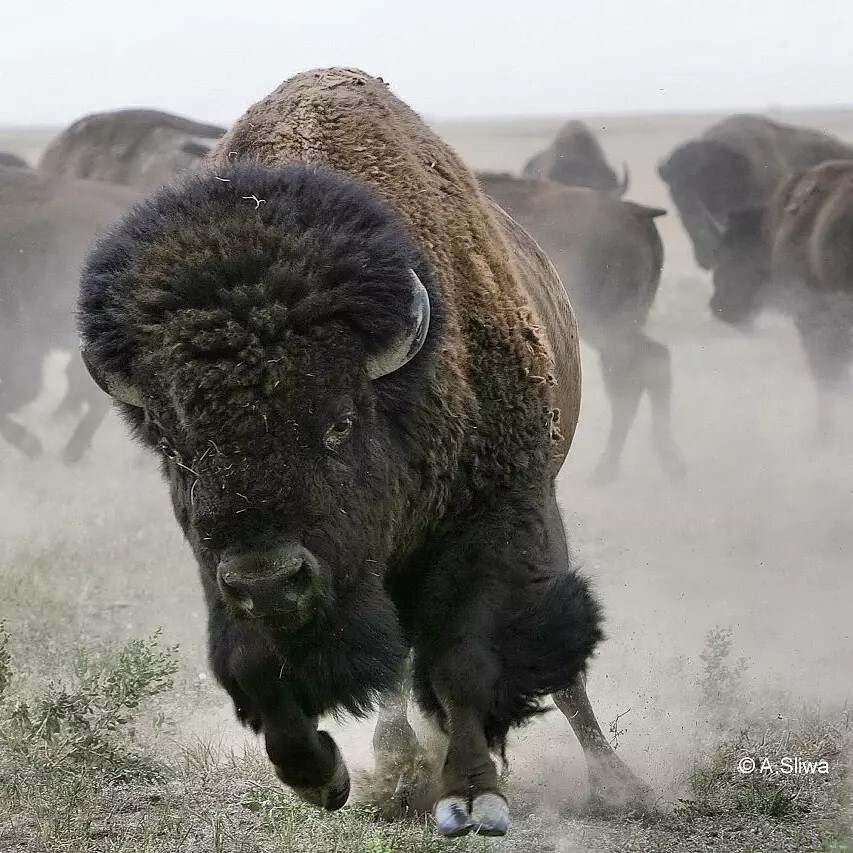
[616,162,630,196]
[80,343,145,408]
[366,270,431,380]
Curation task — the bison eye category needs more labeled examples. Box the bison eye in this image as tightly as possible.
[323,414,354,450]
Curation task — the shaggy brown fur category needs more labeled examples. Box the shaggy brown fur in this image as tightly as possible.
[477,172,682,482]
[80,67,651,835]
[39,109,225,191]
[213,68,578,479]
[771,159,853,296]
[0,166,137,460]
[522,120,628,196]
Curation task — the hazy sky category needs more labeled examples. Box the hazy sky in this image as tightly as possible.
[2,0,853,126]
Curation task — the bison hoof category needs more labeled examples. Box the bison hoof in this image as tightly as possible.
[586,752,657,816]
[434,793,509,838]
[289,743,351,812]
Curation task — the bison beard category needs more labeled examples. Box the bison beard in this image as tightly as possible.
[77,70,629,836]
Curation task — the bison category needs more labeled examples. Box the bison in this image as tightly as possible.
[522,119,629,196]
[3,110,222,462]
[0,165,137,461]
[658,114,853,272]
[78,67,650,837]
[38,108,225,192]
[711,159,853,437]
[476,172,682,482]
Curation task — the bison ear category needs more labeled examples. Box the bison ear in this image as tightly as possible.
[80,343,145,408]
[366,270,431,380]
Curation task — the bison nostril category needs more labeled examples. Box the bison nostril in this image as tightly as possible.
[219,572,255,612]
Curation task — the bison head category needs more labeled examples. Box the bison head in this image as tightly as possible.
[78,162,441,636]
[658,139,762,270]
[708,207,771,327]
[523,121,629,196]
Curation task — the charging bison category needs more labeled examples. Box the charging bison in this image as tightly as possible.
[78,67,650,837]
[711,158,853,437]
[658,114,853,272]
[39,108,225,191]
[523,119,629,196]
[477,172,682,482]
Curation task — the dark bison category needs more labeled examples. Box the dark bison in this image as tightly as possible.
[0,165,137,460]
[523,119,629,196]
[39,109,225,192]
[477,172,682,482]
[658,114,853,272]
[711,159,853,437]
[0,151,30,169]
[78,67,650,837]
[4,110,221,462]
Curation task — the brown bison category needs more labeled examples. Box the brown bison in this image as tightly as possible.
[523,119,629,196]
[658,114,853,272]
[711,159,853,436]
[0,165,137,460]
[39,108,225,191]
[477,172,682,482]
[78,67,650,837]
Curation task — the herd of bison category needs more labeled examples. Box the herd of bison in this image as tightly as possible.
[2,68,852,839]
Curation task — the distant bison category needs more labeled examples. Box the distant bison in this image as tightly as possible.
[658,114,853,271]
[0,152,30,169]
[478,172,682,482]
[39,108,225,191]
[0,165,137,460]
[712,159,853,436]
[78,67,650,837]
[523,119,629,196]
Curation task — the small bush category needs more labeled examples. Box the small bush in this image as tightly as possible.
[0,624,178,781]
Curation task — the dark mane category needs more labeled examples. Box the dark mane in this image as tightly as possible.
[79,161,446,391]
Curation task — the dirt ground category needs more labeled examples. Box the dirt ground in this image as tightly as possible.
[1,110,851,851]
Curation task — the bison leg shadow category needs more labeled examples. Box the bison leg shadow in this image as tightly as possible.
[593,333,685,483]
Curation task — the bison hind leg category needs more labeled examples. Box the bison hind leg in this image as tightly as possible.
[357,673,439,821]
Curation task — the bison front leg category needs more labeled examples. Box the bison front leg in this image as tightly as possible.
[552,673,656,815]
[431,687,508,838]
[413,600,510,837]
[208,613,350,811]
